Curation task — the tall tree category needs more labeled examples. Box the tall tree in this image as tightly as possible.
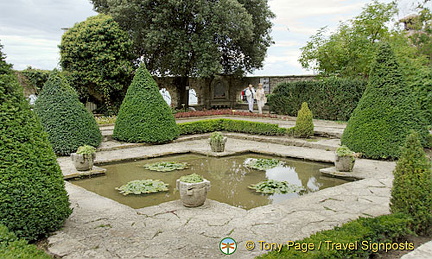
[91,0,274,107]
[59,14,135,113]
[299,0,398,77]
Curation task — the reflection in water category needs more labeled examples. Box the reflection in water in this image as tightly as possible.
[71,154,347,210]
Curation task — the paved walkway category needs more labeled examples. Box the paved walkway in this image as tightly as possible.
[49,117,431,258]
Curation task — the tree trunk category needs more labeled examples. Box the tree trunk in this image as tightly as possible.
[175,76,189,109]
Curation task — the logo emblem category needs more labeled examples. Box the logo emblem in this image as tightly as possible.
[220,237,237,255]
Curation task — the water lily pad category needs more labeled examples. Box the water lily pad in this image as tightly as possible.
[142,161,188,172]
[116,179,169,195]
[248,179,303,194]
[244,158,284,171]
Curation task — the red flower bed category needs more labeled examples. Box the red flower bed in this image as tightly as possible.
[174,109,279,118]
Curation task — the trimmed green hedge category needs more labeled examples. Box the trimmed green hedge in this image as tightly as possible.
[268,77,366,121]
[178,118,287,136]
[0,62,71,240]
[113,64,179,143]
[390,131,432,235]
[34,70,102,155]
[341,43,429,159]
[0,225,50,259]
[259,213,412,259]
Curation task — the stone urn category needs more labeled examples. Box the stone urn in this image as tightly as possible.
[209,132,227,152]
[176,178,211,207]
[71,153,96,171]
[334,145,356,172]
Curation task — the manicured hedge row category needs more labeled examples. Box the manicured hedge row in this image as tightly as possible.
[178,119,287,136]
[0,224,50,259]
[268,77,366,121]
[259,213,412,259]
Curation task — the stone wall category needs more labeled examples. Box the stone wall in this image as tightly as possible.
[155,75,316,109]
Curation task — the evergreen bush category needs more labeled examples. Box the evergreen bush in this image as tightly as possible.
[34,70,102,155]
[293,102,314,138]
[390,131,432,235]
[0,51,71,241]
[113,64,179,143]
[0,225,50,259]
[267,77,366,121]
[341,43,429,159]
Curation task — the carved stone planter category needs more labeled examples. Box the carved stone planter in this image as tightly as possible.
[176,179,211,207]
[209,137,227,152]
[335,155,355,172]
[71,153,96,171]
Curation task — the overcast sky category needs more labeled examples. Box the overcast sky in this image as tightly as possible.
[0,0,421,76]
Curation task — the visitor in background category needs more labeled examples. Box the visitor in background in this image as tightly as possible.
[255,83,267,114]
[245,84,255,113]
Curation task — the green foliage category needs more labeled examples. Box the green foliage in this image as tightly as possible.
[248,179,303,194]
[95,115,116,125]
[59,14,135,113]
[390,131,432,235]
[91,0,273,77]
[299,1,398,77]
[0,41,12,74]
[116,179,169,195]
[268,77,366,121]
[20,67,50,92]
[341,43,429,159]
[209,131,224,143]
[113,65,179,143]
[178,118,287,136]
[244,158,284,171]
[34,70,102,155]
[294,102,314,138]
[259,213,412,259]
[335,145,355,157]
[179,173,204,183]
[76,145,96,155]
[0,225,51,259]
[0,54,71,241]
[142,162,188,172]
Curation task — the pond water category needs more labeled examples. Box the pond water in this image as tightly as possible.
[70,153,347,210]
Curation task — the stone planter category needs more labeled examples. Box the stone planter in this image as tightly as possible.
[176,179,211,207]
[71,153,96,171]
[335,155,355,172]
[209,137,227,152]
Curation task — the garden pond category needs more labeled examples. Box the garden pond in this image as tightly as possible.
[70,153,347,210]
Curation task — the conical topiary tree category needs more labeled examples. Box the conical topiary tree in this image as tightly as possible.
[390,131,432,235]
[113,64,179,143]
[341,43,429,159]
[0,46,71,241]
[34,70,102,155]
[293,102,314,138]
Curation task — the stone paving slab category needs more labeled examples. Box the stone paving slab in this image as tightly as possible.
[49,135,420,258]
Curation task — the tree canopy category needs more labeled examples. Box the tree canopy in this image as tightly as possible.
[90,0,274,106]
[299,0,431,78]
[59,14,135,113]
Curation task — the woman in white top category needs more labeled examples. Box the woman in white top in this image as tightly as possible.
[255,83,267,114]
[245,84,256,112]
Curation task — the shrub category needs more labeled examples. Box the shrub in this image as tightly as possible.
[267,77,366,121]
[293,102,314,138]
[19,67,50,92]
[390,131,432,235]
[113,64,180,143]
[34,70,102,155]
[177,118,287,136]
[341,43,429,159]
[259,213,412,259]
[0,55,71,241]
[0,225,51,259]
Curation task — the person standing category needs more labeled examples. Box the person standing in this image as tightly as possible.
[255,83,267,114]
[245,84,256,112]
